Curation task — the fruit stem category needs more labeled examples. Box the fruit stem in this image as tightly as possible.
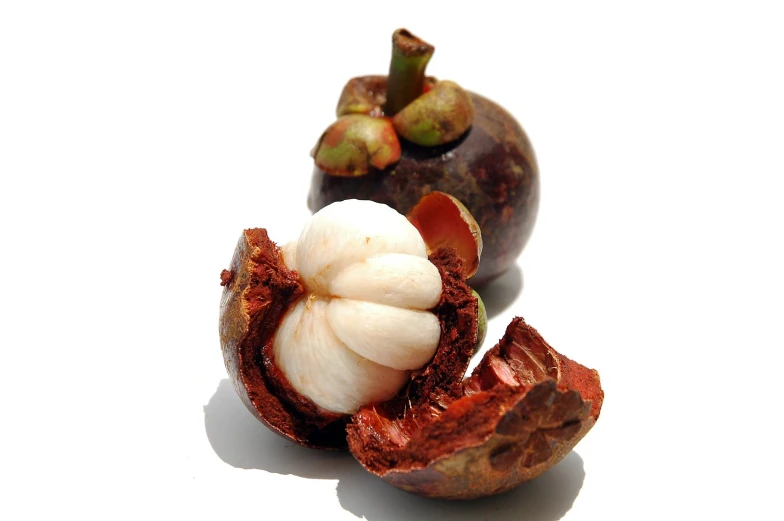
[385,29,434,116]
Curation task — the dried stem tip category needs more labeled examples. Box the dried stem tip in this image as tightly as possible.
[385,29,434,116]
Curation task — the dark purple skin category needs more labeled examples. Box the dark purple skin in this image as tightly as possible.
[308,92,539,286]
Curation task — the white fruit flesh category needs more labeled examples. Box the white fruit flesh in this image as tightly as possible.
[273,200,443,414]
[295,199,427,294]
[328,254,441,309]
[326,299,441,371]
[274,295,409,414]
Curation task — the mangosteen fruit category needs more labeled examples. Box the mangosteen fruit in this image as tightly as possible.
[309,29,539,286]
[218,195,602,499]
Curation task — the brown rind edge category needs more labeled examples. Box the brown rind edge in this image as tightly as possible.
[218,228,478,450]
[218,229,346,448]
[347,317,603,499]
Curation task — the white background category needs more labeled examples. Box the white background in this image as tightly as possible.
[2,1,783,519]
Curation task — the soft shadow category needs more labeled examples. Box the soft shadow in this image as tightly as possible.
[475,264,524,319]
[205,379,584,521]
[204,379,358,478]
[337,452,584,521]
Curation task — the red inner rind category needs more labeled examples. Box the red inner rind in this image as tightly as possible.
[225,232,478,450]
[230,229,347,448]
[407,192,481,278]
[407,247,479,403]
[225,229,602,484]
[347,246,479,468]
[464,317,559,393]
[347,316,603,475]
[475,318,603,420]
[558,354,604,420]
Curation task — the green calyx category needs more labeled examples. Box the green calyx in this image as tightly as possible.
[312,114,401,177]
[316,29,476,177]
[337,76,388,117]
[393,80,474,147]
[472,289,488,354]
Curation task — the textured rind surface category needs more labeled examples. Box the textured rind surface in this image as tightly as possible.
[218,229,347,449]
[347,317,603,499]
[309,88,539,286]
[219,231,600,499]
[219,228,478,450]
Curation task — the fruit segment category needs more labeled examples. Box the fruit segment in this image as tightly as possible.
[275,199,444,413]
[328,253,441,309]
[296,199,426,294]
[273,295,409,415]
[326,298,441,371]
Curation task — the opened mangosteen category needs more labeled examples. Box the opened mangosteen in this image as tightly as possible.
[308,29,539,286]
[219,193,602,499]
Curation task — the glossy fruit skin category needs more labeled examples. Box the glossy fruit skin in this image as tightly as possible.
[309,92,539,286]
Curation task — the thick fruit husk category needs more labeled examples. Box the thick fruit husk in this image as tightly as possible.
[219,229,478,450]
[346,317,603,499]
[309,90,539,286]
[407,191,483,279]
[218,229,347,448]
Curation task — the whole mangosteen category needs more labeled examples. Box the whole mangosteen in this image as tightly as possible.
[309,29,539,286]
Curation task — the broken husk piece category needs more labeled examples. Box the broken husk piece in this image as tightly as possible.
[346,317,603,499]
[407,191,483,279]
[218,198,599,499]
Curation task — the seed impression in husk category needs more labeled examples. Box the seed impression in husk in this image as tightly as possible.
[218,197,602,499]
[309,28,539,286]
